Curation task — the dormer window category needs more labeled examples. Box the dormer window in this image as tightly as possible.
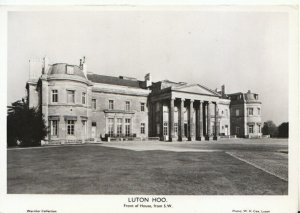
[109,100,114,110]
[125,101,130,111]
[67,66,74,75]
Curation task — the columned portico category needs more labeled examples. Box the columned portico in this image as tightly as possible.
[149,83,222,142]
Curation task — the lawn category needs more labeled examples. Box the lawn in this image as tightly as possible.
[7,144,288,195]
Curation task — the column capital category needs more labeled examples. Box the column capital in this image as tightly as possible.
[199,100,203,103]
[181,98,185,102]
[190,99,194,103]
[170,97,175,101]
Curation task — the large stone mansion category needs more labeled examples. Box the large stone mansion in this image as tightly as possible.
[26,57,262,145]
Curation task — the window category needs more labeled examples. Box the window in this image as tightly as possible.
[258,124,261,133]
[249,125,254,134]
[141,103,145,112]
[163,122,168,136]
[257,108,261,115]
[248,108,253,116]
[52,90,58,103]
[51,120,58,136]
[66,66,74,74]
[141,123,145,134]
[125,101,130,111]
[174,123,178,135]
[109,100,114,110]
[236,127,240,135]
[92,99,96,110]
[125,118,131,136]
[236,109,240,116]
[117,118,122,136]
[67,90,75,103]
[67,120,75,135]
[82,92,86,105]
[108,118,114,136]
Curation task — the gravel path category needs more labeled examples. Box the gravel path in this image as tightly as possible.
[226,151,288,181]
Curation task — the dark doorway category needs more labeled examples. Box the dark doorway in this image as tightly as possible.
[184,123,188,137]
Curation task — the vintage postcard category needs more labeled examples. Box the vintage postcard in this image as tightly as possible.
[0,3,298,213]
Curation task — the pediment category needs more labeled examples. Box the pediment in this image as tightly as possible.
[172,84,220,96]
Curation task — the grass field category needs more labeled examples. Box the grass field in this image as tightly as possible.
[7,139,288,195]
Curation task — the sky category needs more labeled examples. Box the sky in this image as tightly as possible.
[7,9,289,125]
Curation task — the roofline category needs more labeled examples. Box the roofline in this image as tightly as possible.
[227,92,259,96]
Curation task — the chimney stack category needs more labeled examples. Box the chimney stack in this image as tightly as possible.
[79,59,82,68]
[221,85,225,97]
[42,56,49,74]
[81,56,87,77]
[145,73,152,87]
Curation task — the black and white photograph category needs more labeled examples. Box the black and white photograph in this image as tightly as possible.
[0,2,299,213]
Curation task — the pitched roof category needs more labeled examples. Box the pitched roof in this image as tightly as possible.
[87,74,144,88]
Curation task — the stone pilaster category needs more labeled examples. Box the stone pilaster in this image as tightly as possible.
[213,102,218,140]
[122,117,125,137]
[160,102,164,140]
[114,116,117,137]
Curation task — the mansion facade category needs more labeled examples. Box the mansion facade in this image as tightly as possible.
[26,57,262,145]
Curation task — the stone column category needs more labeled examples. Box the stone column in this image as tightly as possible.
[203,102,207,136]
[169,98,175,142]
[196,102,200,140]
[206,101,211,140]
[199,100,203,140]
[213,102,218,140]
[160,102,164,140]
[189,99,195,141]
[179,98,185,141]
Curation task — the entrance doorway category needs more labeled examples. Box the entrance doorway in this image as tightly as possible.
[225,125,229,136]
[91,127,96,138]
[184,123,188,137]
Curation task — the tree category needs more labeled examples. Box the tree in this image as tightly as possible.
[262,120,278,138]
[7,99,48,147]
[277,122,289,138]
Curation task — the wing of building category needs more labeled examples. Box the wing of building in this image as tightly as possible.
[26,57,262,145]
